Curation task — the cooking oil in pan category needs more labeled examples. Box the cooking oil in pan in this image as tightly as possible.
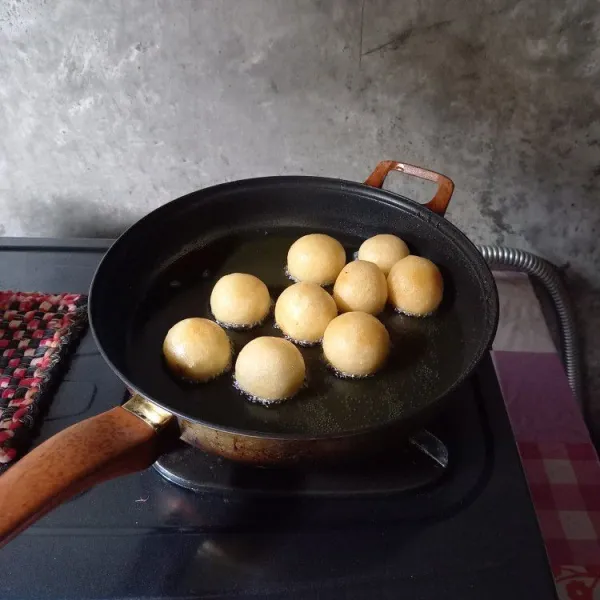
[127,229,465,436]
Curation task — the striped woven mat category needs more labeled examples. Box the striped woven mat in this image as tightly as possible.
[0,291,87,471]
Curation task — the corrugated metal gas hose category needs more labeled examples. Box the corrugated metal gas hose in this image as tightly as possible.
[477,246,583,406]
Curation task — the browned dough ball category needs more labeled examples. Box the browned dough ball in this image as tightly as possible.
[322,312,390,377]
[235,337,306,403]
[333,260,388,315]
[210,273,271,328]
[387,255,443,316]
[163,318,231,382]
[286,234,346,285]
[275,282,338,344]
[358,234,410,275]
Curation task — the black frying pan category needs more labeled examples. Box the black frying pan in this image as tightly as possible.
[0,161,498,546]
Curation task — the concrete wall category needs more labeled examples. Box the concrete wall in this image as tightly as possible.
[1,0,599,423]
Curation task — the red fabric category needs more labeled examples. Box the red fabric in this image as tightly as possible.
[492,352,600,599]
[0,292,86,470]
[519,441,600,571]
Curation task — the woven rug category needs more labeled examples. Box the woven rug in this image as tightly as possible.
[0,291,87,472]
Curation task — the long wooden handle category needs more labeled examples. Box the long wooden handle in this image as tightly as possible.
[364,160,455,216]
[0,404,168,548]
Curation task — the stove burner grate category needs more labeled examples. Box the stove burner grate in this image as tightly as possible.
[153,429,449,497]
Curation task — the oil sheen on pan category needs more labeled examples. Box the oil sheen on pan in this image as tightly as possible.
[127,230,465,436]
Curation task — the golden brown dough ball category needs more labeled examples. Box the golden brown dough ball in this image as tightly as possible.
[322,312,390,377]
[387,255,443,316]
[275,282,337,345]
[286,234,346,285]
[234,337,306,403]
[333,260,388,315]
[210,273,271,328]
[358,234,410,275]
[163,318,231,382]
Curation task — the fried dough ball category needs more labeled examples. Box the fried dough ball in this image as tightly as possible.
[322,312,390,377]
[286,234,346,285]
[234,337,306,403]
[358,234,410,275]
[387,255,443,316]
[274,282,337,344]
[163,318,231,381]
[333,260,388,315]
[210,273,271,328]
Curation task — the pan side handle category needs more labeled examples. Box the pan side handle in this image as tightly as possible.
[0,396,172,548]
[364,161,455,217]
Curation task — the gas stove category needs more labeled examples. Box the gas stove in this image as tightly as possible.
[0,239,556,599]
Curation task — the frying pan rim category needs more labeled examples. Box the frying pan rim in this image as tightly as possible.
[89,175,499,441]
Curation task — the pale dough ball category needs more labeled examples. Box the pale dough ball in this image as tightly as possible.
[287,234,346,285]
[358,234,410,275]
[235,337,306,402]
[275,282,338,344]
[333,260,388,315]
[322,312,390,378]
[387,255,444,316]
[210,273,271,328]
[163,318,231,382]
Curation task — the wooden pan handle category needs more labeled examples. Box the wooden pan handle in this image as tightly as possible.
[0,396,172,548]
[364,160,455,216]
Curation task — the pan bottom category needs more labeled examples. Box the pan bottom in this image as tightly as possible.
[153,431,448,496]
[151,364,491,498]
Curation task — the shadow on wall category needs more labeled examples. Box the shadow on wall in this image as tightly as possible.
[44,196,128,239]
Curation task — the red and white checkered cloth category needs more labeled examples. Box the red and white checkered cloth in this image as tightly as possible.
[493,351,600,599]
[520,441,600,597]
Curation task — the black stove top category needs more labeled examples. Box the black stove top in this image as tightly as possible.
[0,239,556,599]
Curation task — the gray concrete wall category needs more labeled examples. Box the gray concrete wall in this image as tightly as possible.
[1,1,599,423]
